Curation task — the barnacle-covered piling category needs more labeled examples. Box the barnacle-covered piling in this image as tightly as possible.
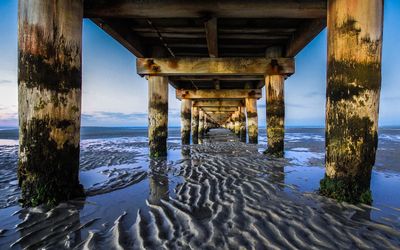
[18,0,85,207]
[191,107,199,144]
[148,76,168,157]
[246,98,258,144]
[321,0,383,204]
[180,99,192,144]
[239,107,247,142]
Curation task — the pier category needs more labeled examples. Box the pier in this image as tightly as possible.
[18,0,383,206]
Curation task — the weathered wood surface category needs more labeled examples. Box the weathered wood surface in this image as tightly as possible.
[239,107,247,142]
[265,75,285,157]
[18,0,84,207]
[265,47,285,157]
[193,100,244,107]
[84,0,327,19]
[285,18,326,57]
[91,18,145,57]
[234,111,240,136]
[201,107,239,112]
[321,0,383,204]
[148,76,168,157]
[176,89,262,100]
[180,99,192,144]
[137,57,295,76]
[199,110,205,138]
[191,106,199,144]
[246,98,258,144]
[205,17,218,58]
[170,76,264,81]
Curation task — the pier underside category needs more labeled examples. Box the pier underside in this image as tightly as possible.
[17,0,384,206]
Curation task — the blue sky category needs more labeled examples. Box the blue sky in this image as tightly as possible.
[0,1,399,127]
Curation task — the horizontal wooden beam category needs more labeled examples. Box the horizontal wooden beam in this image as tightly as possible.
[91,18,146,57]
[201,107,239,112]
[169,75,264,81]
[84,0,327,19]
[193,100,244,107]
[176,89,261,100]
[285,18,326,57]
[137,57,295,76]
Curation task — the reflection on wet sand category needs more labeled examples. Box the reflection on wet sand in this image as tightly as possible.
[13,200,90,249]
[1,128,400,249]
[148,159,169,205]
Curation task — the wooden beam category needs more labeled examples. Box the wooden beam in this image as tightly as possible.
[285,18,326,57]
[176,89,262,100]
[169,76,264,81]
[91,18,146,57]
[84,0,327,19]
[219,34,289,40]
[204,17,218,58]
[219,28,297,34]
[201,107,239,112]
[193,100,244,107]
[137,57,295,76]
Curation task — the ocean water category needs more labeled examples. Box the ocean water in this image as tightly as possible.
[0,127,399,248]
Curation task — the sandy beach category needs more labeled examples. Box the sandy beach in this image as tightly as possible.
[0,127,400,249]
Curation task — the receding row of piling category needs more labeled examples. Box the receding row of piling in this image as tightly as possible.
[16,0,384,207]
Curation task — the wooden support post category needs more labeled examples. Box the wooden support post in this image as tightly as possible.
[191,107,199,144]
[148,76,168,157]
[18,0,84,207]
[265,47,285,157]
[234,110,240,137]
[246,98,258,144]
[239,107,247,142]
[204,115,208,134]
[321,0,384,204]
[199,110,205,138]
[180,99,191,145]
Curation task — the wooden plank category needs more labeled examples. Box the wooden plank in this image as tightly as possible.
[91,18,146,57]
[202,107,239,112]
[193,100,244,107]
[137,57,295,76]
[219,34,289,40]
[204,17,218,58]
[176,89,262,100]
[219,28,297,33]
[285,18,326,57]
[169,76,264,81]
[84,0,327,19]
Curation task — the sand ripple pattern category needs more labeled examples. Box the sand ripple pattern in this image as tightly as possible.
[129,143,400,248]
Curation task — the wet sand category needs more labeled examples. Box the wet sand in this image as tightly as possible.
[0,128,400,249]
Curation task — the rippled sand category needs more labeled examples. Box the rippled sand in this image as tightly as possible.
[1,129,399,249]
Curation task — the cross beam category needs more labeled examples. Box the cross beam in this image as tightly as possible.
[137,57,295,76]
[193,100,244,107]
[201,107,239,112]
[84,0,327,19]
[176,89,261,100]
